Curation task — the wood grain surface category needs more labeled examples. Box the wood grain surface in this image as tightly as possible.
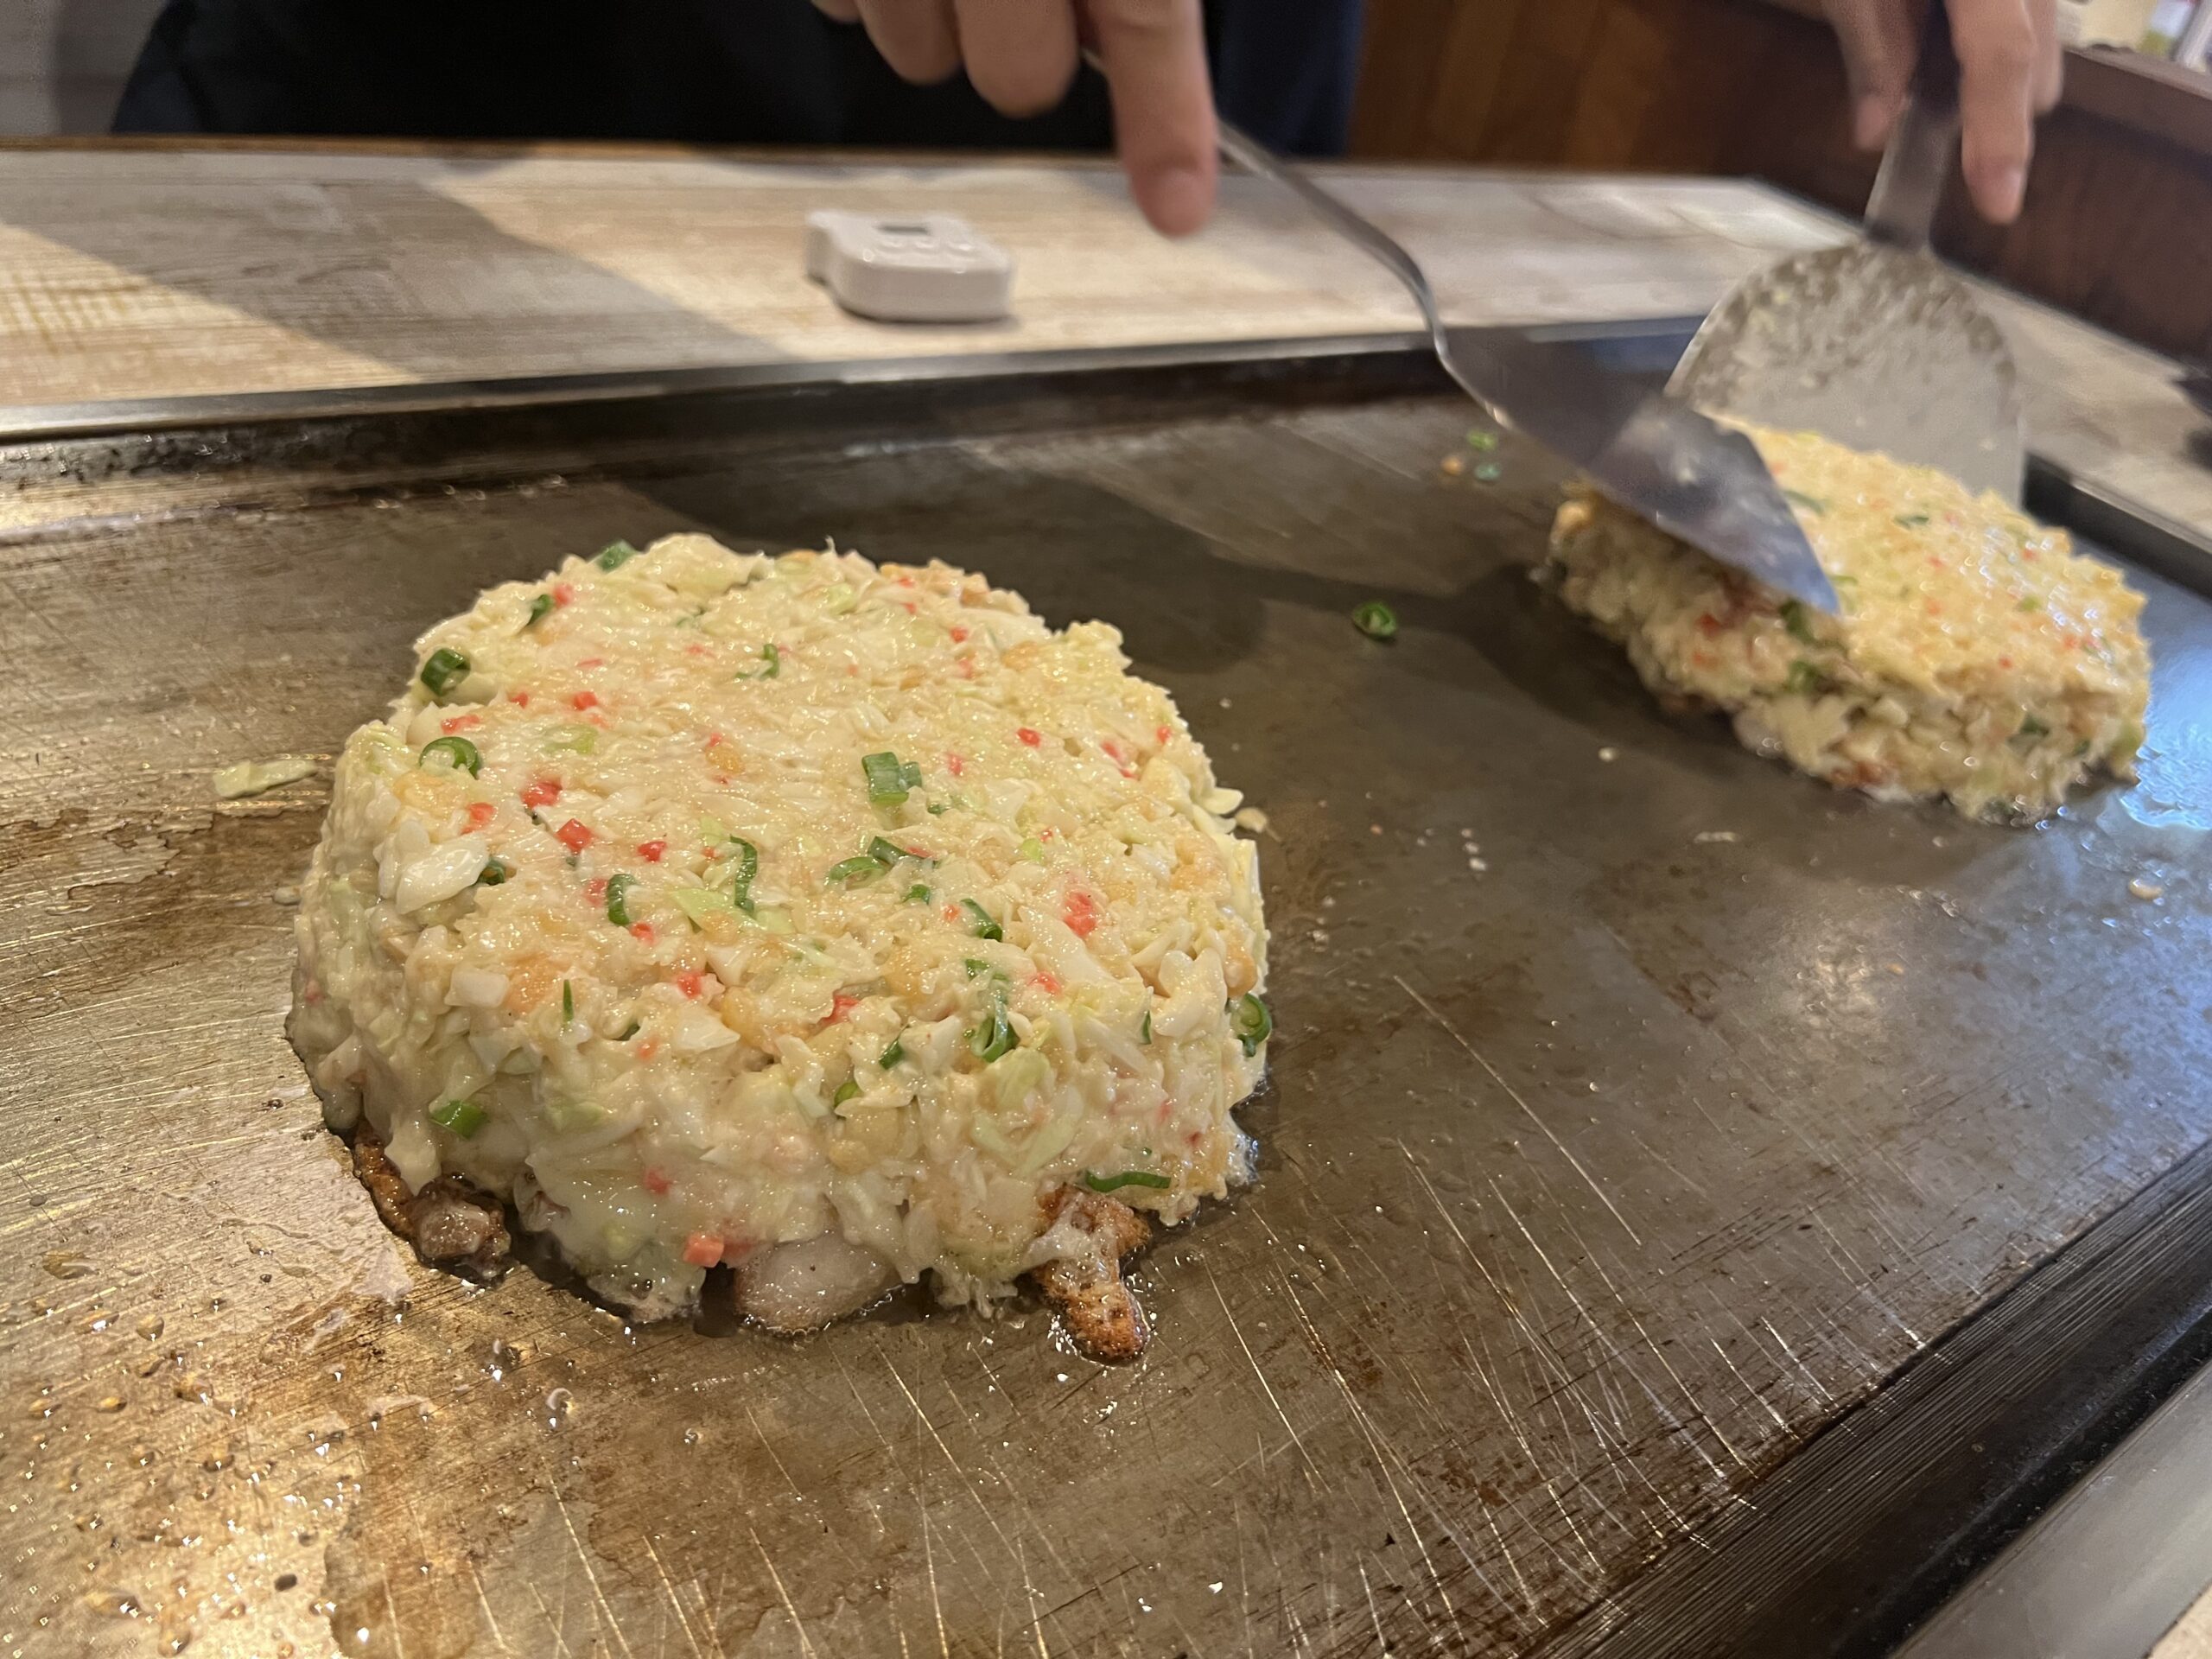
[0,149,1823,401]
[0,144,2202,543]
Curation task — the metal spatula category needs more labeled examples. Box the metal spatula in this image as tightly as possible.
[1668,0,2025,502]
[1213,124,1839,611]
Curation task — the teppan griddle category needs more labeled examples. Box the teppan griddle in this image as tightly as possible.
[4,329,2210,1659]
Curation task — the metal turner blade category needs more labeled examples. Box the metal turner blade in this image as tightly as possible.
[1668,0,2025,502]
[1213,121,1839,611]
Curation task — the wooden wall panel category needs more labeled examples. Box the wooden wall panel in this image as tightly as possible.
[1349,0,1465,156]
[1568,0,1727,170]
[1716,11,1878,204]
[1484,1,1614,162]
[1422,0,1529,155]
[1942,111,2212,359]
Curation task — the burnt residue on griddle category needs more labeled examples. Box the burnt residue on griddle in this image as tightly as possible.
[349,1130,510,1283]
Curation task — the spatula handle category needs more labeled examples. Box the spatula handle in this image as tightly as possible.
[1865,0,1961,251]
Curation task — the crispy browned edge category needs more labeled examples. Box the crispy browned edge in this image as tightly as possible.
[1033,1189,1156,1363]
[350,1128,512,1281]
[348,1130,1160,1357]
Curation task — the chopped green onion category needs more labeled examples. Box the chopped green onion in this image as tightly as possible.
[880,1039,906,1069]
[525,593,555,630]
[1084,1170,1170,1193]
[430,1098,486,1138]
[1783,489,1828,515]
[968,997,1016,1063]
[620,1021,641,1040]
[420,735,482,776]
[1230,992,1272,1057]
[476,857,512,887]
[926,802,950,816]
[1780,600,1817,645]
[826,830,923,886]
[2019,596,2043,613]
[1140,1009,1152,1046]
[561,981,575,1025]
[605,873,638,926]
[1473,461,1502,483]
[1465,429,1498,451]
[2017,715,2051,740]
[862,751,923,806]
[905,884,933,905]
[419,648,471,697]
[1352,601,1398,640]
[1784,659,1824,696]
[963,958,989,978]
[594,540,639,571]
[548,725,598,754]
[726,838,760,912]
[745,644,780,680]
[1894,512,1931,529]
[1018,836,1046,864]
[832,1080,861,1106]
[962,899,1003,941]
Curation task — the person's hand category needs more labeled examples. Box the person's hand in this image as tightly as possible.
[1826,0,2063,222]
[810,0,1218,237]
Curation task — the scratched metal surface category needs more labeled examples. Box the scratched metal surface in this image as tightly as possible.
[5,374,2212,1659]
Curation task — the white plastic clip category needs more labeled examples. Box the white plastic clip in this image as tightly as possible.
[804,211,1014,324]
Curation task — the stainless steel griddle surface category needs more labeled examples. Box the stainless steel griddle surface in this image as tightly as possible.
[3,353,2210,1659]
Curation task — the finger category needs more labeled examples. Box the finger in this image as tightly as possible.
[2029,0,2063,111]
[1086,0,1217,237]
[1826,0,1919,148]
[810,0,862,19]
[1948,0,2039,220]
[953,0,1080,118]
[856,0,963,85]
